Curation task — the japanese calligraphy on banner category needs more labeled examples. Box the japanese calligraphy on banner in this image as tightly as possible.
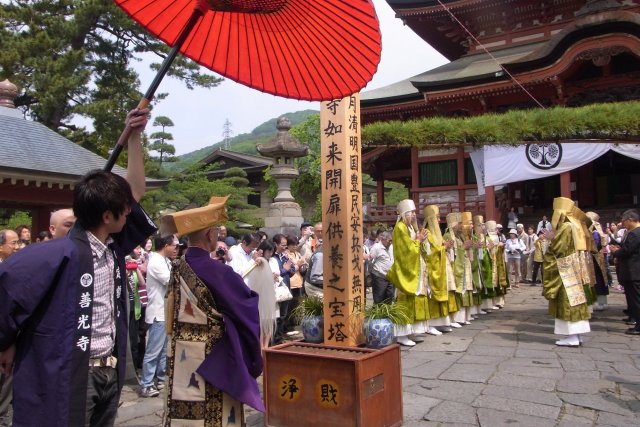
[320,94,364,347]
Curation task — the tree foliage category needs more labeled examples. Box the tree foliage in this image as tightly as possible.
[148,115,176,168]
[0,0,222,160]
[141,163,263,236]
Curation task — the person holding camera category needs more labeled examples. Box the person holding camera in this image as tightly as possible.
[213,241,232,263]
[505,229,526,288]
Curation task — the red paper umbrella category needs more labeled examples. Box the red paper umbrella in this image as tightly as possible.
[105,0,381,170]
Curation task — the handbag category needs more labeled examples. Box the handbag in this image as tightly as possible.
[275,279,293,303]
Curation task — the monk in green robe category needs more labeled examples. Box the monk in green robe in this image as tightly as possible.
[543,197,591,347]
[387,199,431,347]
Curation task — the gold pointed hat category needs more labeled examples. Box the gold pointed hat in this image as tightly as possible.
[446,212,461,228]
[473,215,484,226]
[461,212,473,225]
[423,204,443,244]
[551,197,574,229]
[160,196,229,237]
[424,204,440,220]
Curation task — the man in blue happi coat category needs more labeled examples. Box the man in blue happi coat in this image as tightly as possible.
[0,108,157,426]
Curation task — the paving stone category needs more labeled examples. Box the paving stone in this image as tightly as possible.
[514,348,559,359]
[500,364,565,379]
[559,357,596,371]
[499,357,562,369]
[558,392,634,417]
[405,379,485,404]
[583,348,632,362]
[405,357,461,380]
[439,363,497,383]
[456,354,509,366]
[424,401,478,424]
[482,384,562,407]
[466,345,516,357]
[410,336,473,352]
[555,415,594,426]
[563,370,601,380]
[487,372,556,392]
[403,392,441,421]
[560,403,597,422]
[476,408,556,427]
[556,377,616,394]
[596,411,640,426]
[472,395,560,419]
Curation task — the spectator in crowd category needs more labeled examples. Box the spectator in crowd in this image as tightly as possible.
[49,208,76,239]
[369,231,394,304]
[536,215,552,234]
[0,229,20,426]
[0,107,155,426]
[272,234,296,343]
[217,225,228,242]
[14,225,30,245]
[139,234,177,397]
[507,207,519,230]
[297,222,314,262]
[505,229,525,287]
[213,240,232,263]
[530,230,546,285]
[125,247,146,373]
[228,232,261,276]
[304,222,324,299]
[285,235,305,336]
[610,209,640,335]
[36,231,51,242]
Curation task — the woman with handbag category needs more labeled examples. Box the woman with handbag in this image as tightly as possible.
[272,234,296,344]
[285,235,306,336]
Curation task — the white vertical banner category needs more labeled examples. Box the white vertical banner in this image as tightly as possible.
[469,148,485,196]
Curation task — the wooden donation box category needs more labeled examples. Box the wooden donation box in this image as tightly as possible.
[264,342,402,427]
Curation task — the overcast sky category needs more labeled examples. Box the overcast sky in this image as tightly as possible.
[140,0,448,155]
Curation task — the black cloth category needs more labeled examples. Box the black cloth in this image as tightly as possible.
[612,227,640,282]
[371,273,394,304]
[84,367,119,427]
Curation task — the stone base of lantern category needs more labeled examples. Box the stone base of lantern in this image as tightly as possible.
[262,201,304,237]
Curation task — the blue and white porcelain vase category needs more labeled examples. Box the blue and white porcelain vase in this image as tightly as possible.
[365,318,395,348]
[301,315,323,343]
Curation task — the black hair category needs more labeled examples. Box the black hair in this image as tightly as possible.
[153,234,175,251]
[622,209,640,222]
[257,240,275,254]
[73,170,133,231]
[241,232,260,245]
[272,233,286,245]
[286,235,298,246]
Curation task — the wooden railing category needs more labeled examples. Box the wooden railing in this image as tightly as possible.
[364,200,486,224]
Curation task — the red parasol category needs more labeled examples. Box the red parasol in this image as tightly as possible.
[105,0,382,170]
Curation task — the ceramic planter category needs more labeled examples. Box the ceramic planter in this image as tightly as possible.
[365,318,395,348]
[301,315,323,343]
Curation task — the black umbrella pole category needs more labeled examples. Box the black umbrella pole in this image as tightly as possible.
[103,5,206,171]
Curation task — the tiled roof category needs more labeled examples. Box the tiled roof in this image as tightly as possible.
[0,107,127,180]
[362,42,543,105]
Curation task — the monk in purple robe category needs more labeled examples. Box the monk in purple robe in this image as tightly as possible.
[161,197,264,426]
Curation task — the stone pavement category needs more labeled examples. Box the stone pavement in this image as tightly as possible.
[115,286,640,426]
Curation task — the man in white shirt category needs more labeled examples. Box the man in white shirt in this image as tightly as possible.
[536,215,553,234]
[228,233,261,277]
[369,231,394,304]
[139,235,177,397]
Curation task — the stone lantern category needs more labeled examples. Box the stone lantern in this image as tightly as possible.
[257,117,309,236]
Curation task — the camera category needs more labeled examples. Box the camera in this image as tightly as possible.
[215,247,227,258]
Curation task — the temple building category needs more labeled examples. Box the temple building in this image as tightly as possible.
[362,0,640,225]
